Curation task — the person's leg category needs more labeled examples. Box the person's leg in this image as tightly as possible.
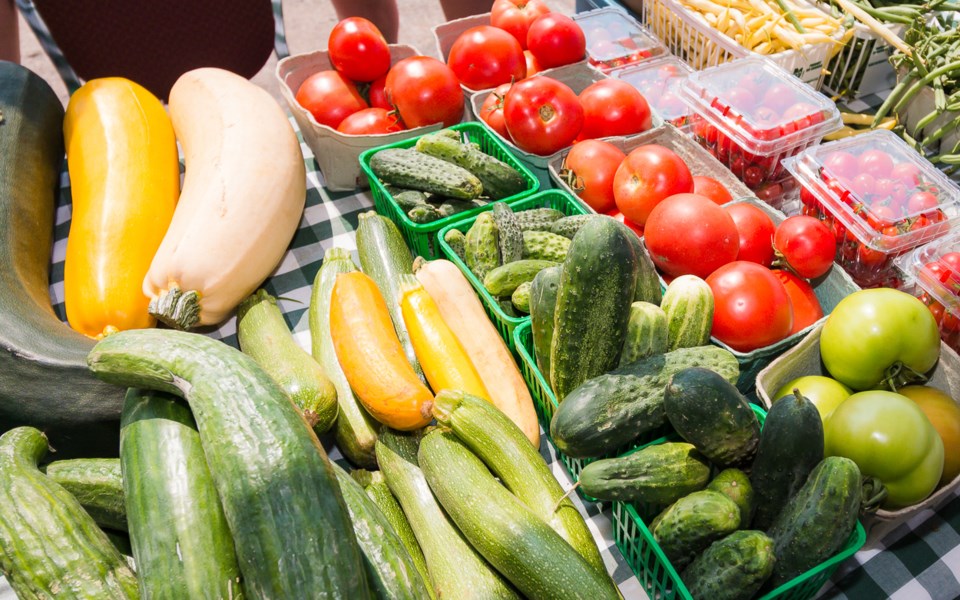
[0,0,20,63]
[437,0,489,21]
[330,0,399,44]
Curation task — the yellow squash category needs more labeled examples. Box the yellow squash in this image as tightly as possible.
[63,78,179,338]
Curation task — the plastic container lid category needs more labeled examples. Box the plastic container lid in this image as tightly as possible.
[783,129,960,254]
[573,7,666,71]
[679,57,841,156]
[903,232,960,319]
[611,56,694,125]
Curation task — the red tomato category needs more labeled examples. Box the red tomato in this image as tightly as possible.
[858,150,896,179]
[295,70,368,129]
[491,0,550,49]
[524,50,542,77]
[578,79,653,139]
[447,26,526,91]
[386,57,464,128]
[644,193,740,278]
[561,139,626,213]
[908,191,940,216]
[774,216,837,279]
[773,269,823,334]
[479,83,512,140]
[821,151,859,181]
[367,74,391,110]
[526,13,586,70]
[692,176,733,204]
[707,261,794,352]
[609,211,644,237]
[503,76,583,155]
[336,107,404,134]
[892,162,922,187]
[725,202,776,267]
[612,144,694,225]
[328,17,391,82]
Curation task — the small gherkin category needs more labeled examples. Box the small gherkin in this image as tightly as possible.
[464,212,501,281]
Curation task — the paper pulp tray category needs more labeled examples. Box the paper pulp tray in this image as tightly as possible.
[358,121,540,260]
[755,323,960,540]
[437,189,589,354]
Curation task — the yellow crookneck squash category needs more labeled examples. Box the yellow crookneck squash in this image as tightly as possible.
[63,78,179,338]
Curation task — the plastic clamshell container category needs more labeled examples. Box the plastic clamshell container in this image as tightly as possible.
[900,232,960,355]
[783,129,960,289]
[358,122,540,259]
[611,56,695,130]
[573,7,667,72]
[680,57,841,194]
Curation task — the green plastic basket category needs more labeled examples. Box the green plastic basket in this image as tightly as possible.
[358,121,540,259]
[437,189,590,354]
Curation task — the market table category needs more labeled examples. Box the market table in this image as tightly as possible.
[5,117,959,600]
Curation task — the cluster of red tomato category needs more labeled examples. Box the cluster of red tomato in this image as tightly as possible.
[913,250,960,352]
[577,10,662,72]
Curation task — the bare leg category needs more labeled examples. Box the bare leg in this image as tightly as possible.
[437,0,490,21]
[330,0,400,44]
[0,0,19,64]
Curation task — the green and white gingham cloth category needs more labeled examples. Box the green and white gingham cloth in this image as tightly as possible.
[5,122,958,600]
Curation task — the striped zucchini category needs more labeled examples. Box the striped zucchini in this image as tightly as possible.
[419,430,620,600]
[45,458,126,532]
[87,329,370,599]
[310,247,380,468]
[661,275,714,351]
[120,389,243,599]
[0,427,138,598]
[630,235,663,306]
[619,302,669,366]
[530,266,562,382]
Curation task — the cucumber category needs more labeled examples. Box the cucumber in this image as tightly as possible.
[550,217,639,401]
[681,530,776,600]
[512,282,532,313]
[238,288,338,433]
[618,302,669,367]
[631,236,663,305]
[515,208,566,232]
[0,427,138,598]
[484,259,559,297]
[663,367,761,468]
[408,204,441,223]
[522,230,571,262]
[750,390,824,530]
[661,275,714,351]
[464,212,501,281]
[370,148,483,200]
[44,458,126,532]
[491,203,524,264]
[418,430,620,600]
[414,131,527,200]
[88,329,370,598]
[550,345,739,459]
[578,442,711,506]
[376,429,519,600]
[530,266,562,382]
[437,199,483,219]
[549,214,600,239]
[650,490,741,570]
[443,228,467,261]
[331,462,434,600]
[311,247,380,468]
[387,188,430,211]
[120,389,242,600]
[708,469,756,528]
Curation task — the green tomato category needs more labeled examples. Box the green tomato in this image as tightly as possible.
[820,288,940,391]
[825,390,944,509]
[773,375,852,424]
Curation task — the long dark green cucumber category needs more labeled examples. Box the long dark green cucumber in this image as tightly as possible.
[120,389,244,600]
[87,330,371,599]
[0,427,138,598]
[419,430,621,600]
[45,458,126,532]
[376,429,519,600]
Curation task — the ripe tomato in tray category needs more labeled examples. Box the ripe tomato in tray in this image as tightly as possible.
[692,175,732,205]
[526,13,586,70]
[447,26,526,91]
[612,58,693,128]
[644,193,739,279]
[578,79,652,140]
[491,0,550,49]
[725,202,775,267]
[328,17,391,82]
[386,56,463,128]
[774,215,836,280]
[612,144,693,225]
[774,269,823,335]
[503,76,583,155]
[479,83,512,140]
[336,108,403,134]
[707,261,793,353]
[296,70,368,129]
[560,139,626,214]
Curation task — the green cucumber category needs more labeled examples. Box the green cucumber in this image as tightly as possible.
[515,208,566,232]
[370,148,482,200]
[464,212,501,281]
[87,329,370,598]
[484,259,559,297]
[311,247,380,468]
[661,275,714,350]
[44,458,126,532]
[387,188,430,211]
[120,389,242,600]
[522,230,571,262]
[530,266,562,382]
[708,469,756,527]
[238,289,338,433]
[492,203,524,264]
[549,214,600,239]
[0,427,138,598]
[419,430,620,600]
[550,217,639,400]
[408,204,441,223]
[650,490,741,571]
[631,236,663,305]
[376,429,518,600]
[619,302,669,367]
[680,530,776,600]
[512,282,532,313]
[550,345,739,459]
[437,199,484,219]
[443,228,467,261]
[414,131,527,200]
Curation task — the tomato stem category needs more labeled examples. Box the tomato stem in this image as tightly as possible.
[860,476,888,513]
[538,104,556,123]
[882,361,930,391]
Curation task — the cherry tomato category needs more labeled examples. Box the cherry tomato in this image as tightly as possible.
[295,70,368,129]
[725,202,776,267]
[612,144,694,225]
[849,173,875,198]
[761,82,796,114]
[774,215,837,279]
[503,76,583,155]
[858,149,896,179]
[692,176,732,205]
[706,261,793,352]
[526,13,586,70]
[644,193,739,278]
[386,56,464,128]
[328,17,391,82]
[367,74,391,109]
[578,79,652,139]
[447,25,526,91]
[336,107,403,134]
[479,83,512,140]
[821,151,859,181]
[491,0,550,49]
[892,162,922,187]
[908,191,940,216]
[561,139,626,213]
[773,269,823,334]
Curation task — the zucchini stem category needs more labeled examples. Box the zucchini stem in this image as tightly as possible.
[148,285,202,330]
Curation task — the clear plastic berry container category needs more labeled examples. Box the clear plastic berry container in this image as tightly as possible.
[679,57,841,193]
[573,8,666,72]
[611,56,694,130]
[783,129,960,289]
[902,232,960,355]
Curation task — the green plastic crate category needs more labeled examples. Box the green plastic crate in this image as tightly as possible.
[437,189,590,354]
[358,121,540,259]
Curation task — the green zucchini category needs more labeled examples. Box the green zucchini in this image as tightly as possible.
[661,275,714,350]
[550,217,639,400]
[514,207,566,232]
[87,329,370,598]
[0,427,138,598]
[530,266,562,382]
[331,463,433,600]
[522,230,571,262]
[550,345,740,459]
[429,390,608,575]
[44,458,126,532]
[238,289,338,433]
[650,490,741,571]
[370,148,482,200]
[311,247,380,468]
[491,203,524,264]
[708,469,756,528]
[680,530,776,600]
[120,389,243,600]
[619,302,669,367]
[414,131,527,200]
[376,429,518,600]
[484,259,559,297]
[464,212,501,281]
[511,282,532,313]
[418,430,620,600]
